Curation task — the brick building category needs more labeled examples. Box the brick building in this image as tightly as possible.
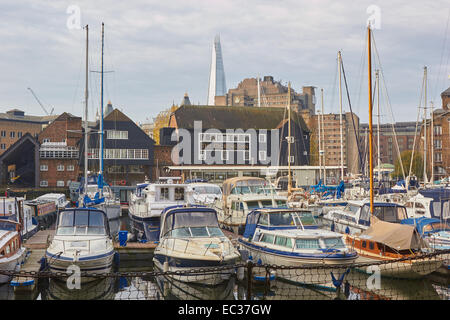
[214,76,316,117]
[0,109,57,155]
[38,112,82,188]
[420,86,450,181]
[306,112,360,179]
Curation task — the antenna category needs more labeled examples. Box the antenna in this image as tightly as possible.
[27,87,54,115]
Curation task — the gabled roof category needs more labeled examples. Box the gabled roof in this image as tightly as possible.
[103,108,133,123]
[441,86,450,96]
[170,105,309,131]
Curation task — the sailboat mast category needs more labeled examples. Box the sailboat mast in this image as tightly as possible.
[431,101,434,183]
[318,90,322,181]
[99,22,105,191]
[368,26,374,214]
[84,24,89,194]
[423,66,428,184]
[376,70,381,183]
[288,82,292,196]
[338,51,345,182]
[321,89,326,183]
[257,76,261,107]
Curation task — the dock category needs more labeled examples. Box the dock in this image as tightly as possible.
[113,241,157,261]
[11,229,54,292]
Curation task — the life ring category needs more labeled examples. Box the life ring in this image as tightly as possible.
[331,178,336,184]
[120,180,126,186]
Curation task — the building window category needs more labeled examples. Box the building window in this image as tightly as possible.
[106,130,128,140]
[221,150,229,161]
[56,181,64,187]
[259,133,267,143]
[0,144,6,150]
[18,132,22,138]
[435,153,442,162]
[259,150,267,161]
[0,131,5,137]
[43,138,50,143]
[57,164,64,171]
[435,139,442,150]
[10,132,15,138]
[88,148,148,160]
[40,180,48,187]
[434,126,442,136]
[67,165,74,171]
[40,165,48,171]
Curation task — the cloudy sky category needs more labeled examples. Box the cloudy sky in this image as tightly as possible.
[0,0,449,125]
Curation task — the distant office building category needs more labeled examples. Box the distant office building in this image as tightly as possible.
[207,35,227,105]
[0,109,57,156]
[214,76,316,117]
[359,121,421,168]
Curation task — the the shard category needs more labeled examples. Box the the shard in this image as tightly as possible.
[207,35,227,105]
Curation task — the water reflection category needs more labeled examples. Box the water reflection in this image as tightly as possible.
[41,277,116,300]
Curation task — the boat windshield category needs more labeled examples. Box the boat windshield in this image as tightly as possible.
[423,222,450,233]
[57,210,106,236]
[373,205,408,223]
[267,211,316,227]
[169,226,224,238]
[344,204,360,215]
[231,180,276,196]
[192,185,222,195]
[86,185,99,194]
[322,237,346,249]
[162,210,220,237]
[246,201,260,210]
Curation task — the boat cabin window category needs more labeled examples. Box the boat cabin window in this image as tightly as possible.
[57,210,106,235]
[5,245,10,255]
[344,204,360,215]
[258,213,269,226]
[443,201,450,219]
[322,237,346,249]
[192,185,222,195]
[276,200,287,207]
[260,233,275,244]
[160,188,170,201]
[295,239,321,249]
[231,201,244,211]
[373,206,407,223]
[269,212,296,226]
[246,201,260,210]
[261,200,273,207]
[162,210,222,238]
[169,226,224,238]
[275,236,293,248]
[174,188,185,201]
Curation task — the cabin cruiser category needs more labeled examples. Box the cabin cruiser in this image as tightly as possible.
[0,220,26,284]
[24,198,58,231]
[345,217,443,279]
[128,178,194,242]
[188,182,222,206]
[35,193,70,211]
[400,189,450,223]
[215,177,288,234]
[238,208,358,289]
[321,200,408,235]
[1,197,38,240]
[153,205,241,285]
[45,207,115,282]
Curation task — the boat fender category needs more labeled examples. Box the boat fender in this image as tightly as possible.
[257,258,262,265]
[345,226,350,234]
[331,268,350,289]
[331,222,335,232]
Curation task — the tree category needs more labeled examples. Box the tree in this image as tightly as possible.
[392,150,423,180]
[152,104,178,145]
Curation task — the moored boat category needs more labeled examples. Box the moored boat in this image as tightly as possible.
[153,205,240,285]
[0,220,26,284]
[45,207,115,282]
[238,208,358,290]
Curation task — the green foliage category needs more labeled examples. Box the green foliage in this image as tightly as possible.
[392,150,423,180]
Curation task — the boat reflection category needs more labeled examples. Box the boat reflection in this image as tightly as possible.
[42,276,115,300]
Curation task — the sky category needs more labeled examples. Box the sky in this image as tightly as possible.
[0,0,449,125]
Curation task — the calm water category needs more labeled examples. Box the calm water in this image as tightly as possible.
[0,214,449,300]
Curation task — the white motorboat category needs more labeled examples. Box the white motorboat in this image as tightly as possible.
[215,177,288,234]
[321,200,408,235]
[153,205,240,285]
[1,196,38,240]
[45,207,115,282]
[238,208,358,290]
[128,178,194,242]
[0,220,26,284]
[35,193,70,211]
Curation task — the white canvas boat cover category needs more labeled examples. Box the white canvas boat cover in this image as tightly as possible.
[361,217,427,251]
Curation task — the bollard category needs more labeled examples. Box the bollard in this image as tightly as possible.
[246,260,253,300]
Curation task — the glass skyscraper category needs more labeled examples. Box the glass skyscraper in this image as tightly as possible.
[207,35,227,105]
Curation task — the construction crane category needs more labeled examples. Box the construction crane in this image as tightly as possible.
[27,87,54,115]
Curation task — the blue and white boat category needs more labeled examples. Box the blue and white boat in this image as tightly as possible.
[321,200,408,235]
[1,196,38,240]
[45,207,115,282]
[401,217,450,251]
[401,188,450,223]
[128,179,194,242]
[238,208,358,289]
[153,205,240,285]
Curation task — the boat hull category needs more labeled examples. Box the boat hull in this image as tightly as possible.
[128,211,160,242]
[153,254,237,286]
[238,238,357,290]
[45,250,115,283]
[0,248,26,284]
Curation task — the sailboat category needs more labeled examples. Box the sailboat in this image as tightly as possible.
[46,25,115,281]
[343,26,443,279]
[78,22,121,221]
